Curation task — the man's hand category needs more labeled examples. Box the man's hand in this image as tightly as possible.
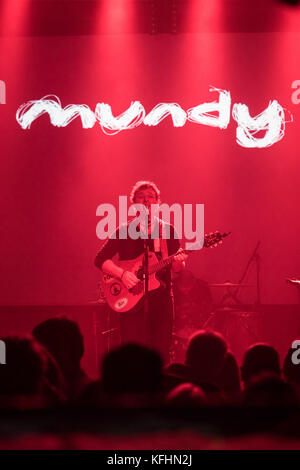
[121,270,139,289]
[172,248,188,273]
[173,248,188,263]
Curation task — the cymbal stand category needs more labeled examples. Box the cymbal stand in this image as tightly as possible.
[221,241,261,306]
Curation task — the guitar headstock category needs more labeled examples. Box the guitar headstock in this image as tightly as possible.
[204,231,231,248]
[181,231,231,252]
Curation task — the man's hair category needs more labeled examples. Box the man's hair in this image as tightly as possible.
[130,180,161,204]
[0,335,47,395]
[241,343,280,386]
[185,330,228,383]
[33,316,84,365]
[101,343,162,394]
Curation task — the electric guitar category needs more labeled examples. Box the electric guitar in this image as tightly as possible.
[100,231,231,313]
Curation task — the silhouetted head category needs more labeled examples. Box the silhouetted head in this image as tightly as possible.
[0,335,47,396]
[185,330,228,383]
[101,343,162,394]
[216,351,241,396]
[166,383,207,408]
[243,372,299,407]
[241,343,280,386]
[33,316,84,376]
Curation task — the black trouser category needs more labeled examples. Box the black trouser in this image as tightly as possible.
[119,289,174,364]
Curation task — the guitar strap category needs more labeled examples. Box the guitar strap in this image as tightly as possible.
[159,219,175,323]
[152,218,168,258]
[159,220,169,260]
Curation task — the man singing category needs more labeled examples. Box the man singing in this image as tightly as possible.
[95,180,187,363]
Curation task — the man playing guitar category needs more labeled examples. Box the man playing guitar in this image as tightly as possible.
[95,181,187,363]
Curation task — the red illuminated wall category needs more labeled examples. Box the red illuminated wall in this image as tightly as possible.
[1,1,300,306]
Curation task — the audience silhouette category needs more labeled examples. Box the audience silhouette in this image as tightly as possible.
[32,316,91,400]
[243,372,298,407]
[166,383,207,408]
[0,335,64,409]
[241,343,281,387]
[1,318,299,419]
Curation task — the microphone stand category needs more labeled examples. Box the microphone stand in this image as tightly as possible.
[143,238,150,344]
[221,241,261,306]
[217,242,261,344]
[237,241,261,306]
[255,247,261,306]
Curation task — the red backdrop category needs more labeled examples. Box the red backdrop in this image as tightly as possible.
[1,7,300,306]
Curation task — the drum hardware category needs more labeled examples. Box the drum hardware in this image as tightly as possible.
[171,327,199,363]
[210,282,253,287]
[89,299,119,370]
[217,241,261,306]
[203,242,262,352]
[202,307,259,340]
[201,307,262,364]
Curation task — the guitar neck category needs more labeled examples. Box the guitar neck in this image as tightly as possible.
[141,231,229,276]
[147,250,187,275]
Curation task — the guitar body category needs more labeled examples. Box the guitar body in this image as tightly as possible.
[99,230,231,313]
[100,251,161,313]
